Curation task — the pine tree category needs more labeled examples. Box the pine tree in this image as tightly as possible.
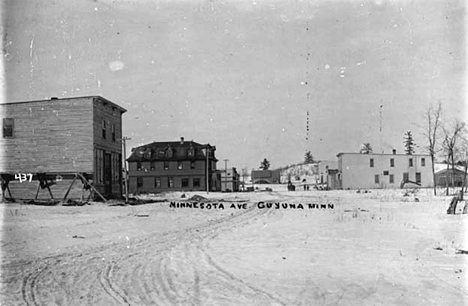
[260,158,270,170]
[404,131,416,155]
[304,151,314,164]
[360,143,373,154]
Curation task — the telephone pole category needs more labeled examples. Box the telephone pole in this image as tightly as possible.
[205,146,210,194]
[122,136,131,203]
[223,159,229,191]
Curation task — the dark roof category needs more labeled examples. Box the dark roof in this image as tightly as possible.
[1,96,127,113]
[435,168,466,175]
[251,170,280,178]
[127,140,217,162]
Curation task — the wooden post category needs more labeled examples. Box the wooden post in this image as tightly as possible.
[122,136,131,203]
[62,174,78,203]
[77,173,107,202]
[34,182,41,200]
[47,185,54,200]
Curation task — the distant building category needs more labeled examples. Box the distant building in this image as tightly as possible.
[126,138,219,193]
[316,160,338,184]
[220,167,240,192]
[0,96,126,200]
[435,168,466,187]
[251,169,281,184]
[337,152,433,189]
[326,168,341,189]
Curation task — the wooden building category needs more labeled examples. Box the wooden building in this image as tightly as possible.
[336,152,433,189]
[220,167,240,192]
[435,168,466,187]
[0,96,126,201]
[127,137,219,193]
[251,169,281,184]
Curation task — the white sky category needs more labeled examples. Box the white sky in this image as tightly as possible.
[2,0,466,170]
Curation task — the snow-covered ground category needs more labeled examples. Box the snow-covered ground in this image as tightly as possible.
[1,187,467,305]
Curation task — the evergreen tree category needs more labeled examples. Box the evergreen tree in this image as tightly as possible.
[304,151,314,164]
[404,131,416,155]
[260,158,270,170]
[360,143,373,154]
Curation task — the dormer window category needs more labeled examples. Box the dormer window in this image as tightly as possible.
[188,146,195,157]
[165,147,173,158]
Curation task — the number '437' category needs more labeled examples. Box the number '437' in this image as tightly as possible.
[15,173,33,183]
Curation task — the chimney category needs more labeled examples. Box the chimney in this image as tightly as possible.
[392,149,396,155]
[180,137,184,144]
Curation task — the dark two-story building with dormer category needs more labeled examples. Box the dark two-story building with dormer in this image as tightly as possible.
[126,137,218,193]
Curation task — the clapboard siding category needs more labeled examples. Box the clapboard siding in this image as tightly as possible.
[1,96,126,200]
[0,98,94,173]
[92,97,124,197]
[8,179,86,200]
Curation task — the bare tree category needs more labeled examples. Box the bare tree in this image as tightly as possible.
[458,137,468,200]
[422,102,442,195]
[442,120,466,195]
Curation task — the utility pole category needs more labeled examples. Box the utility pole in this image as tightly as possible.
[122,136,131,203]
[380,104,383,154]
[206,146,210,194]
[223,159,229,192]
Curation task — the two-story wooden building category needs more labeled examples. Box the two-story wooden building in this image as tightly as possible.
[0,96,126,200]
[127,138,219,193]
[336,152,433,189]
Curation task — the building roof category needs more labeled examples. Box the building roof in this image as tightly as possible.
[337,152,431,157]
[251,169,280,178]
[435,168,466,175]
[127,139,217,162]
[1,96,127,113]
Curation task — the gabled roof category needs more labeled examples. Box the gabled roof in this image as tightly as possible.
[127,140,217,162]
[435,168,466,175]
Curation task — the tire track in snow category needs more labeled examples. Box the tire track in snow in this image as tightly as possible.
[11,199,287,305]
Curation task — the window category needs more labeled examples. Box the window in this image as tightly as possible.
[3,118,14,138]
[403,172,409,182]
[383,171,389,176]
[137,162,142,171]
[150,162,155,171]
[370,158,374,167]
[416,172,421,183]
[374,174,379,184]
[137,177,143,188]
[155,177,161,188]
[95,149,103,184]
[409,158,413,167]
[421,158,426,167]
[178,161,183,170]
[191,161,195,169]
[390,158,394,167]
[188,146,195,157]
[102,120,106,139]
[389,174,394,184]
[193,178,200,187]
[165,148,173,158]
[182,178,189,187]
[111,124,116,142]
[164,161,169,170]
[168,177,174,188]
